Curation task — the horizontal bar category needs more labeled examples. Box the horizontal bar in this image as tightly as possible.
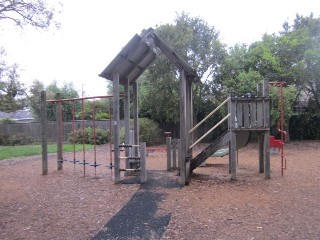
[189,113,230,149]
[119,144,140,148]
[47,94,126,103]
[119,168,140,172]
[189,97,230,134]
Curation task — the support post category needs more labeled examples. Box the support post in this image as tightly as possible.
[263,78,270,179]
[264,131,270,179]
[172,139,177,170]
[113,73,120,183]
[166,137,172,171]
[56,93,63,170]
[140,142,147,183]
[229,95,237,180]
[179,70,187,185]
[133,82,139,157]
[230,131,237,180]
[258,133,264,173]
[41,91,48,175]
[124,79,130,170]
[185,78,193,184]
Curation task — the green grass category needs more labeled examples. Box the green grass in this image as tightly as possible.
[0,144,94,160]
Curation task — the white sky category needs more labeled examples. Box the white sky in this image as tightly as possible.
[0,0,319,97]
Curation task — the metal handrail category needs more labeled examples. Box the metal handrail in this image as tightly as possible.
[189,97,230,134]
[189,113,230,149]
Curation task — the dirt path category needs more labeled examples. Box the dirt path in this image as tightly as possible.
[1,141,319,239]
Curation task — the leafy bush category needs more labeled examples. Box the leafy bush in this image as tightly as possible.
[0,118,16,124]
[0,134,33,146]
[96,113,110,120]
[289,113,320,140]
[119,118,163,145]
[68,127,110,145]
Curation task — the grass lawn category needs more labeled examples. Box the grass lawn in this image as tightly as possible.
[0,144,94,160]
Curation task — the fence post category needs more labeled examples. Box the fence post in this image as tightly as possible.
[140,142,147,183]
[41,91,48,175]
[166,137,172,171]
[56,93,63,170]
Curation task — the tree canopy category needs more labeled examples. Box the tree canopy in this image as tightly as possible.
[0,0,61,29]
[0,0,61,113]
[137,12,320,140]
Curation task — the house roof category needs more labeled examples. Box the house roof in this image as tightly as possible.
[0,109,34,121]
[99,28,200,85]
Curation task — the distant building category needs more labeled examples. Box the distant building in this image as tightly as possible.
[0,109,35,123]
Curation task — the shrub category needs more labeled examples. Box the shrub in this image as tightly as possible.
[139,118,162,144]
[119,118,163,145]
[68,127,110,145]
[289,113,320,140]
[0,118,15,124]
[96,113,110,120]
[0,134,32,146]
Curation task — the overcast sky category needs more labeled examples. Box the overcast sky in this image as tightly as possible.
[0,0,319,97]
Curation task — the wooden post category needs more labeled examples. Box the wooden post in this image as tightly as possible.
[166,137,172,171]
[263,78,271,179]
[113,73,121,183]
[140,142,147,183]
[179,70,187,185]
[258,133,264,173]
[185,78,193,184]
[133,82,139,157]
[264,131,270,179]
[172,139,177,170]
[230,131,237,180]
[124,79,130,170]
[41,91,48,175]
[56,93,63,170]
[229,96,237,180]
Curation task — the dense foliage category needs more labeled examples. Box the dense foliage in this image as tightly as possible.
[139,13,320,140]
[289,114,320,140]
[0,133,32,145]
[68,127,110,145]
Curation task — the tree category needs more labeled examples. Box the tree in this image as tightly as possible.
[75,99,111,121]
[0,0,61,113]
[0,49,25,112]
[276,14,320,112]
[139,12,226,125]
[45,81,79,121]
[0,0,61,29]
[27,79,44,120]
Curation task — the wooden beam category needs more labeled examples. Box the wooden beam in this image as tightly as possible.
[133,82,139,157]
[179,70,187,185]
[124,79,130,170]
[41,91,48,175]
[166,137,172,171]
[56,93,63,170]
[113,73,121,183]
[140,142,147,183]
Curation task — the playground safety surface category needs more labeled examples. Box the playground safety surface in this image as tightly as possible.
[1,141,320,240]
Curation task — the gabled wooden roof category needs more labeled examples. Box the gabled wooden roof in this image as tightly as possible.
[99,28,200,85]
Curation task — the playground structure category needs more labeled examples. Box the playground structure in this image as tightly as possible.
[269,82,287,176]
[98,28,271,185]
[40,92,147,183]
[40,28,281,185]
